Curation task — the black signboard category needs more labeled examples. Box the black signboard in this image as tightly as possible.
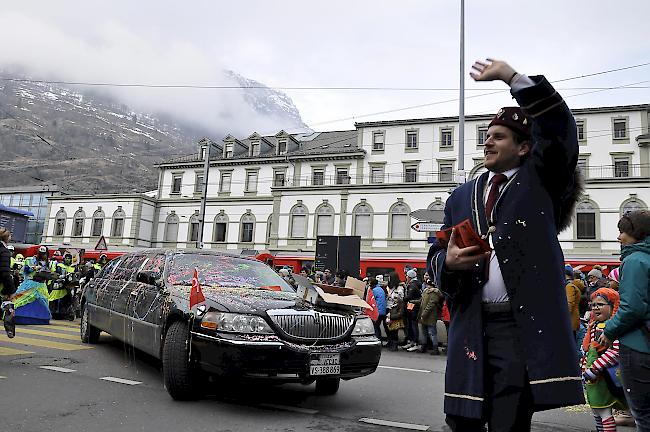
[315,235,361,277]
[0,210,29,243]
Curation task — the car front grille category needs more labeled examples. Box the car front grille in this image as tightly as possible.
[266,310,354,341]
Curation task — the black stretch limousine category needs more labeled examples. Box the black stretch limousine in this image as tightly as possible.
[80,249,381,400]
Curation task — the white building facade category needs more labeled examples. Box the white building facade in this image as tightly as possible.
[43,104,650,262]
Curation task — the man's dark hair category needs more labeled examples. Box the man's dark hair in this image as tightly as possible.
[618,210,650,241]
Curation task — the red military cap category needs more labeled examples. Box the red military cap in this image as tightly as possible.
[489,106,531,138]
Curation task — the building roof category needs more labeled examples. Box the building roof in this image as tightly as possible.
[0,185,61,194]
[0,204,34,217]
[158,130,360,166]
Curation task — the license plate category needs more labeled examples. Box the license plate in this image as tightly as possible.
[309,353,340,376]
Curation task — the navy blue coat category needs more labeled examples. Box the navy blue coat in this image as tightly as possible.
[427,76,585,418]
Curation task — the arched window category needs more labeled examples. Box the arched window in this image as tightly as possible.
[576,201,598,240]
[91,208,105,237]
[620,198,647,217]
[164,212,180,246]
[468,162,487,181]
[55,208,67,236]
[111,207,126,238]
[353,201,373,239]
[315,203,335,236]
[240,212,255,243]
[290,203,309,238]
[389,201,410,239]
[266,214,273,244]
[187,211,200,244]
[427,199,445,236]
[72,208,85,237]
[213,211,228,243]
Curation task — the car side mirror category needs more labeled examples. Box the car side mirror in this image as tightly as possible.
[136,271,163,288]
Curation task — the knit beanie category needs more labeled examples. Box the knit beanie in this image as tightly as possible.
[406,269,417,279]
[587,269,602,279]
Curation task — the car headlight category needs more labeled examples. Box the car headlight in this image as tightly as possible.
[352,316,375,336]
[200,312,274,334]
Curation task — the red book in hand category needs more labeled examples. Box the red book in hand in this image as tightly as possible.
[435,219,491,253]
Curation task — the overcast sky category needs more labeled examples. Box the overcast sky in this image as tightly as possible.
[1,0,649,136]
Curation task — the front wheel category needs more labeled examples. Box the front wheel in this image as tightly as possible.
[315,377,340,395]
[162,320,199,400]
[80,304,100,343]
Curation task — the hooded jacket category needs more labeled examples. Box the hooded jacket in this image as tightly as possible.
[604,235,650,354]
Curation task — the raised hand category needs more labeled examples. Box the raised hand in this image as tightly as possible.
[470,58,517,83]
[444,228,491,271]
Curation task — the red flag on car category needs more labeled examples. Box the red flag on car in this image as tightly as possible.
[189,268,205,310]
[364,288,379,321]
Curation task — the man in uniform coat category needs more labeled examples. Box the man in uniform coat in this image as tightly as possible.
[427,58,584,431]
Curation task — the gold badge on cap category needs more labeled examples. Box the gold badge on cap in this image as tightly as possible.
[523,118,528,125]
[497,108,505,118]
[512,113,519,121]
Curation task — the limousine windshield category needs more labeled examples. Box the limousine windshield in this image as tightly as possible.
[167,253,294,292]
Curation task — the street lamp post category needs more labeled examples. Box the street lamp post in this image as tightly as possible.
[457,0,466,183]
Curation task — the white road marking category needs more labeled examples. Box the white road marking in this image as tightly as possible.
[39,366,76,373]
[259,403,319,415]
[100,376,142,386]
[378,365,431,373]
[359,417,430,431]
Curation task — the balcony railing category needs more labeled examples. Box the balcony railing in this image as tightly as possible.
[580,164,649,180]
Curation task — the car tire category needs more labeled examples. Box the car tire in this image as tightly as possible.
[315,377,340,395]
[162,320,199,401]
[80,304,100,344]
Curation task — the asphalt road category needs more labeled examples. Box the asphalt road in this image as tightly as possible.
[0,320,635,432]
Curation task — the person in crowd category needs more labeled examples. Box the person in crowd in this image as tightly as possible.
[607,267,620,291]
[582,288,627,432]
[427,58,584,430]
[565,266,582,339]
[0,227,17,338]
[601,210,650,430]
[416,278,443,354]
[323,268,335,285]
[333,270,348,287]
[313,270,324,283]
[370,277,388,340]
[14,245,54,324]
[299,267,309,279]
[587,268,607,296]
[402,269,421,351]
[385,279,405,351]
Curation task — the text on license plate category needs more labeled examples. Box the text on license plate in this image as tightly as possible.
[309,353,340,376]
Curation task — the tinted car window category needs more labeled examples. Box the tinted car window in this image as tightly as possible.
[141,254,166,278]
[168,254,294,292]
[110,254,148,281]
[96,257,122,279]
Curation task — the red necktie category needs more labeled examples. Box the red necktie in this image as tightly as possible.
[485,174,508,222]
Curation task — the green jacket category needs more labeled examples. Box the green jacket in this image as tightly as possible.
[604,235,650,354]
[417,286,443,326]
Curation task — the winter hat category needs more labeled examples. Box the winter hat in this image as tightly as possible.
[587,269,602,279]
[375,274,384,282]
[608,267,620,283]
[564,265,574,277]
[489,107,531,139]
[406,269,418,279]
[278,268,289,276]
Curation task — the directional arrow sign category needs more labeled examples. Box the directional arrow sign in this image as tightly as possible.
[411,222,444,232]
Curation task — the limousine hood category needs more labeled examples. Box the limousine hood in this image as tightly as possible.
[191,287,305,314]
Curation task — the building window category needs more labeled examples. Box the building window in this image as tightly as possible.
[111,207,126,238]
[613,119,627,139]
[171,174,182,194]
[406,130,418,149]
[213,213,228,243]
[219,172,232,193]
[188,212,200,244]
[577,157,589,179]
[439,162,454,182]
[576,120,586,141]
[404,165,418,183]
[372,132,385,151]
[477,126,488,146]
[315,204,334,236]
[273,171,286,187]
[251,141,260,157]
[441,128,453,148]
[194,173,204,194]
[389,202,410,239]
[290,203,308,238]
[370,166,384,184]
[200,146,206,160]
[224,143,234,158]
[54,209,66,236]
[164,213,179,245]
[91,209,105,237]
[353,202,373,239]
[240,213,255,243]
[312,169,325,186]
[576,202,596,240]
[278,140,288,155]
[336,167,350,185]
[72,209,85,237]
[245,171,258,192]
[614,157,630,178]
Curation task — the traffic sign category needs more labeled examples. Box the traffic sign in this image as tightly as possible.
[94,235,108,251]
[411,222,444,232]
